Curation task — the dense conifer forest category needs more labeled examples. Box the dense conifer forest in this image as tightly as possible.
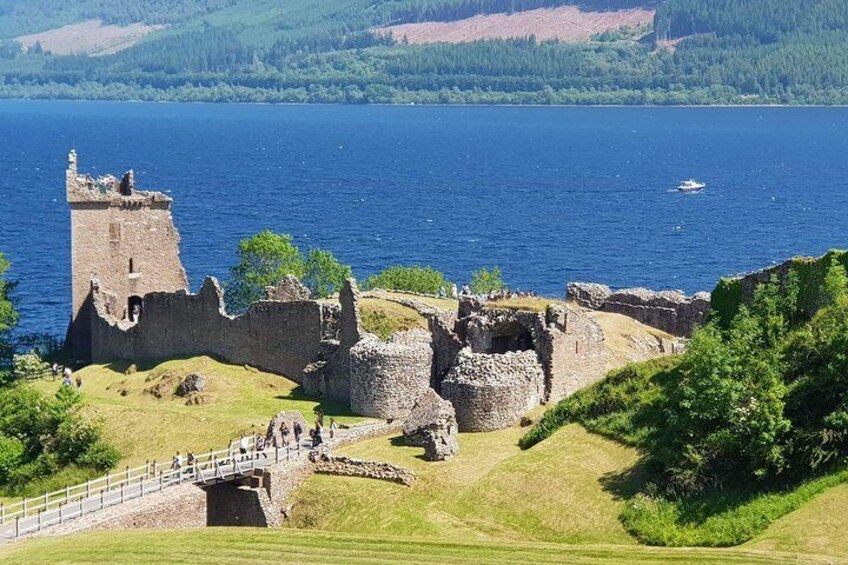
[0,0,847,104]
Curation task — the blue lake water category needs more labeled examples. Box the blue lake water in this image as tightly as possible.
[1,100,847,337]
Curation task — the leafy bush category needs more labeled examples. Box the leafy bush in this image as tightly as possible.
[0,434,24,480]
[0,384,118,494]
[0,252,18,379]
[363,265,451,295]
[469,267,506,295]
[12,351,49,380]
[78,441,121,472]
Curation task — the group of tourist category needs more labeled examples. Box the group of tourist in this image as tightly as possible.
[304,409,339,448]
[168,409,342,475]
[53,362,82,389]
[435,284,537,301]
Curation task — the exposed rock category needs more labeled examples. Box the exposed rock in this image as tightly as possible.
[403,388,454,446]
[422,427,459,461]
[266,275,312,302]
[125,364,137,375]
[142,371,180,399]
[184,393,207,406]
[402,389,459,460]
[175,373,206,397]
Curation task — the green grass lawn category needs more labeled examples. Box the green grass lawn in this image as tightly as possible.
[29,356,362,467]
[0,528,834,564]
[288,423,641,544]
[746,482,848,558]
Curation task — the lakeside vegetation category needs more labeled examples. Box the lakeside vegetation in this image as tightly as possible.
[0,1,847,104]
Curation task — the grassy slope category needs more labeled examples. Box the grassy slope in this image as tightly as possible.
[29,356,360,467]
[746,483,848,559]
[0,529,830,565]
[288,424,639,544]
[359,297,428,340]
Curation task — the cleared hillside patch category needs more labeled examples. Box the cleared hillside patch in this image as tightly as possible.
[16,20,164,56]
[377,6,655,44]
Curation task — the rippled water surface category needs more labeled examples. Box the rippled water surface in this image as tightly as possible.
[1,101,847,336]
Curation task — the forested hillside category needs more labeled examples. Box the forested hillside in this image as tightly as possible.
[0,0,847,104]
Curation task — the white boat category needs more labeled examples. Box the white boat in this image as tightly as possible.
[677,179,705,193]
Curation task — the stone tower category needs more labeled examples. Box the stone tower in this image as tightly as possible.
[65,150,189,361]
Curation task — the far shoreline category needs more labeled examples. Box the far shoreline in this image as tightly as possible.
[1,97,848,110]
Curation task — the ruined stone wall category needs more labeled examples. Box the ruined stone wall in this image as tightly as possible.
[567,282,710,337]
[428,312,463,392]
[90,277,323,382]
[349,329,434,420]
[538,305,608,403]
[66,151,188,360]
[442,349,543,432]
[312,455,416,486]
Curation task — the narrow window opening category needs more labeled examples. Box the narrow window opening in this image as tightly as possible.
[129,258,135,274]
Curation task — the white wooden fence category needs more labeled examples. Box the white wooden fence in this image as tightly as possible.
[0,434,302,540]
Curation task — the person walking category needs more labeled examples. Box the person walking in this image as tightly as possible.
[256,435,268,459]
[51,362,59,381]
[62,367,73,387]
[172,451,183,473]
[329,418,338,440]
[238,436,250,460]
[293,421,303,447]
[281,421,290,447]
[75,375,82,389]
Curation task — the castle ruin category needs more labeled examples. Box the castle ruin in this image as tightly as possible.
[65,153,662,433]
[66,151,188,360]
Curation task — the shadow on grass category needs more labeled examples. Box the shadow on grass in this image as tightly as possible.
[275,385,358,418]
[598,456,654,500]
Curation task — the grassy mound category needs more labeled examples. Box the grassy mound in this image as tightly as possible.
[288,424,639,544]
[520,355,848,547]
[747,482,848,557]
[29,357,360,467]
[359,298,428,340]
[0,529,826,565]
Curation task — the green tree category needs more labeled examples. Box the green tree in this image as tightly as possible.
[303,248,353,299]
[364,265,451,295]
[470,266,506,294]
[0,253,18,377]
[226,231,305,312]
